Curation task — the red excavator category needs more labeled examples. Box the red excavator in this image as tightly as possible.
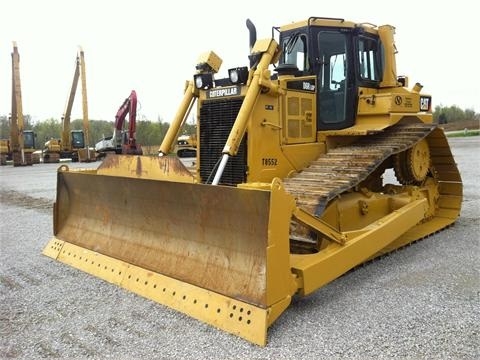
[95,90,142,158]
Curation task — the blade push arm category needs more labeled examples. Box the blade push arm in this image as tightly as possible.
[212,38,280,185]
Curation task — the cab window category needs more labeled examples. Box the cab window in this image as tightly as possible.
[280,33,309,72]
[358,37,382,83]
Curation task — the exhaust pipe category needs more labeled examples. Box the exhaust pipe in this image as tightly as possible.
[246,19,257,50]
[246,19,257,67]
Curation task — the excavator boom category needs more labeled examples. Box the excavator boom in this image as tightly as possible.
[60,47,94,162]
[10,42,35,166]
[95,90,142,157]
[61,54,80,149]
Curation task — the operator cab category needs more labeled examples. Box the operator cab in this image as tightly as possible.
[71,130,85,149]
[23,130,36,149]
[276,17,384,130]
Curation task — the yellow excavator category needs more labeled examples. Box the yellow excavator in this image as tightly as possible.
[57,47,95,162]
[43,17,462,346]
[10,42,36,166]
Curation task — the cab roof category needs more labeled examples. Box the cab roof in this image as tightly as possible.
[279,17,385,36]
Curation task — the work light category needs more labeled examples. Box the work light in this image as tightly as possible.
[194,73,214,89]
[229,67,248,85]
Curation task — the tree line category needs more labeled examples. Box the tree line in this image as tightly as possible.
[433,105,479,124]
[0,104,477,149]
[0,115,196,150]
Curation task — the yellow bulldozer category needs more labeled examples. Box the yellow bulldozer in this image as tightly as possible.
[43,138,61,163]
[175,134,197,158]
[0,139,11,165]
[43,17,462,346]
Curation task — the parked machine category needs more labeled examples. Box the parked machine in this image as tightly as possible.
[95,90,142,159]
[43,17,462,346]
[10,42,36,166]
[0,139,11,165]
[43,138,61,163]
[59,47,95,162]
[175,134,197,158]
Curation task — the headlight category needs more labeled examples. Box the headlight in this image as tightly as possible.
[194,73,214,89]
[195,75,203,88]
[230,70,239,83]
[228,67,248,85]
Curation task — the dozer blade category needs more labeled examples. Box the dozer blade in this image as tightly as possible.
[43,155,297,346]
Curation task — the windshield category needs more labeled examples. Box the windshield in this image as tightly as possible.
[71,131,85,148]
[23,132,35,148]
[280,33,309,72]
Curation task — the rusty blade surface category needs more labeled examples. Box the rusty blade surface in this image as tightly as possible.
[55,172,271,307]
[96,154,195,181]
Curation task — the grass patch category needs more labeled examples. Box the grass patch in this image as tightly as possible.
[447,130,480,137]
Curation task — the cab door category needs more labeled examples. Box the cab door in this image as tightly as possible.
[313,30,356,130]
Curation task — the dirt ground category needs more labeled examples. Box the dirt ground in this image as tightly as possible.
[0,137,479,359]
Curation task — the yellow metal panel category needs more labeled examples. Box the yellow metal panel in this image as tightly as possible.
[436,208,462,219]
[123,264,268,346]
[42,238,64,258]
[430,156,457,166]
[283,91,315,144]
[54,171,271,307]
[252,38,274,53]
[435,171,462,182]
[438,195,462,209]
[45,173,303,346]
[265,179,297,309]
[196,51,222,73]
[280,19,360,32]
[58,241,127,286]
[389,93,420,112]
[46,239,269,346]
[291,198,427,295]
[385,215,459,252]
[357,93,392,115]
[439,182,463,196]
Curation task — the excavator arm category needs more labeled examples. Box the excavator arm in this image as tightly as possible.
[10,42,35,166]
[60,53,80,152]
[126,91,138,148]
[116,90,138,150]
[95,90,142,156]
[10,42,23,155]
[60,47,94,162]
[77,47,93,161]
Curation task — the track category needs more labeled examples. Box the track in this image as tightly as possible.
[283,121,463,259]
[283,122,462,220]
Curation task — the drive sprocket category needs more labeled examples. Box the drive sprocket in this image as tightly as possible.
[394,139,430,185]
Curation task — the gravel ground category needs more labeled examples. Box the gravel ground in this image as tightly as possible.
[1,137,479,359]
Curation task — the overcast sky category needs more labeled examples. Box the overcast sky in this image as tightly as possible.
[1,0,478,124]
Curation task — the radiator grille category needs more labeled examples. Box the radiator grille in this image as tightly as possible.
[199,98,247,185]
